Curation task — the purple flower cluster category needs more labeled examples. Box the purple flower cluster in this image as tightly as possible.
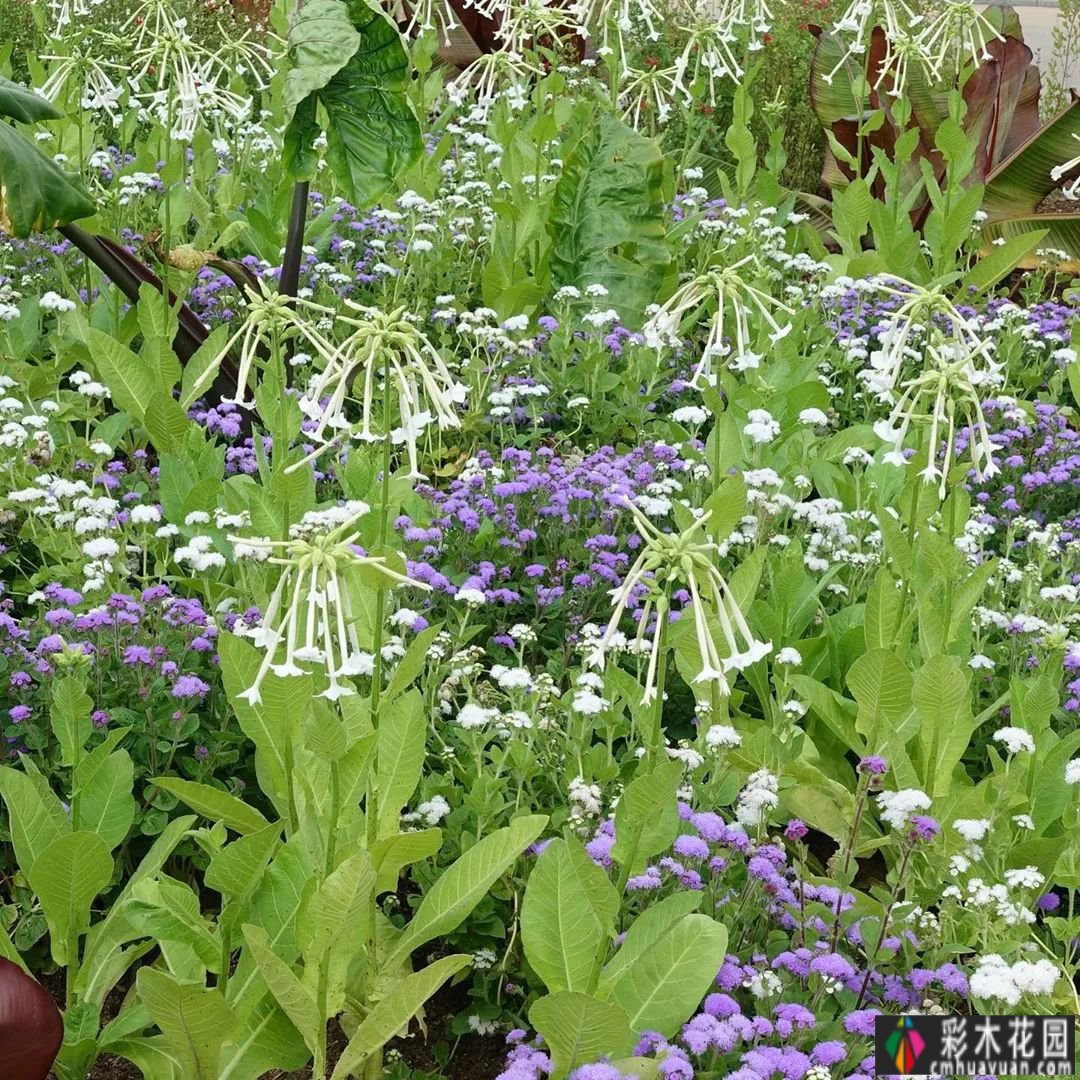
[398,443,695,639]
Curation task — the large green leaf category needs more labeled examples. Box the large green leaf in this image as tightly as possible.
[846,649,913,750]
[317,0,423,208]
[530,992,633,1080]
[911,654,975,797]
[984,98,1080,214]
[962,229,1047,293]
[979,213,1080,267]
[86,328,156,421]
[607,914,728,1038]
[330,954,471,1080]
[137,968,239,1079]
[0,122,95,236]
[282,0,361,123]
[28,831,113,966]
[151,776,271,835]
[387,815,546,967]
[548,113,670,326]
[49,677,92,768]
[609,760,683,873]
[376,689,426,838]
[241,924,321,1052]
[522,837,617,993]
[0,74,63,122]
[598,892,702,992]
[0,763,71,873]
[76,748,135,851]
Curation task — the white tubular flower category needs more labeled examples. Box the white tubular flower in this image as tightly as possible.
[39,48,125,123]
[293,303,466,480]
[187,281,339,410]
[645,256,794,386]
[916,0,1003,82]
[1051,134,1080,200]
[823,0,924,86]
[869,280,1002,497]
[229,503,428,704]
[587,502,770,704]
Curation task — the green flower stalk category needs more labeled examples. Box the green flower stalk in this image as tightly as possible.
[230,504,427,705]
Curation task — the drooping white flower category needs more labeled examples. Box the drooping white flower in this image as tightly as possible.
[587,501,770,704]
[229,503,425,704]
[644,256,793,386]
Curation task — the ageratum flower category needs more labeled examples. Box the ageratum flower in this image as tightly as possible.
[229,502,427,704]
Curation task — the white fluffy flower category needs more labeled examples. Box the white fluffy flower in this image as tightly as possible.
[953,818,991,843]
[1065,758,1080,785]
[704,724,742,749]
[877,788,931,830]
[992,727,1035,755]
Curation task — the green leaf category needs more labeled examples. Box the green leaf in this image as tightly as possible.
[607,914,728,1038]
[610,760,683,873]
[703,474,747,544]
[963,229,1047,293]
[598,892,703,992]
[549,113,671,326]
[179,325,229,412]
[125,876,222,972]
[522,837,617,992]
[76,749,135,850]
[206,824,281,901]
[28,831,113,966]
[846,649,913,751]
[330,954,471,1080]
[370,828,442,894]
[979,213,1080,266]
[314,0,423,208]
[0,763,71,874]
[241,924,321,1052]
[530,992,633,1080]
[77,815,196,1004]
[0,74,63,122]
[0,122,95,236]
[219,633,310,821]
[912,654,974,798]
[383,623,442,705]
[143,393,193,454]
[136,281,180,344]
[87,328,156,421]
[376,689,427,838]
[136,968,238,1079]
[388,815,547,967]
[282,0,361,125]
[150,777,271,835]
[50,676,92,768]
[984,98,1080,215]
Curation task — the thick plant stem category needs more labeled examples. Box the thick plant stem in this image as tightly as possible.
[649,609,669,764]
[279,181,310,304]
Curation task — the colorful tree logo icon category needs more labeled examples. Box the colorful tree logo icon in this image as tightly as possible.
[886,1017,926,1072]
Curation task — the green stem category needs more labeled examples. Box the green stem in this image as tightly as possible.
[649,610,669,765]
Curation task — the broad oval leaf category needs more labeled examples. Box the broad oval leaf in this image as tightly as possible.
[0,75,63,123]
[522,837,617,993]
[610,760,683,873]
[0,123,95,237]
[388,815,546,967]
[530,991,633,1080]
[316,0,423,209]
[549,113,670,327]
[282,0,362,124]
[608,914,728,1038]
[150,776,271,835]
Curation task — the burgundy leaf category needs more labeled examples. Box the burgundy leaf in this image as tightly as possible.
[0,957,63,1080]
